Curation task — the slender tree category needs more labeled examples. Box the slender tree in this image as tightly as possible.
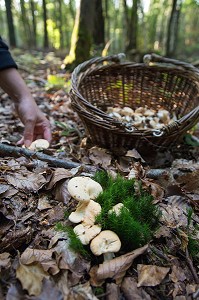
[166,0,182,57]
[43,0,49,48]
[64,0,95,67]
[4,0,16,46]
[93,0,105,50]
[30,0,37,48]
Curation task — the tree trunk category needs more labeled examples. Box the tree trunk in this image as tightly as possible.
[93,0,105,49]
[20,0,33,46]
[126,0,139,51]
[58,0,64,49]
[64,0,95,68]
[4,0,16,47]
[30,0,37,48]
[43,0,49,48]
[166,0,182,57]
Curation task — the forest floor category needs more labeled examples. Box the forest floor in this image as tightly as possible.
[0,50,199,300]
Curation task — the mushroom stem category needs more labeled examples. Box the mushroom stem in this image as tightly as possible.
[103,252,115,261]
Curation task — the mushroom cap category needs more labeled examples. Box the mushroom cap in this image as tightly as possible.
[74,224,101,245]
[29,139,50,151]
[108,203,124,216]
[68,201,89,223]
[67,176,103,201]
[90,230,121,256]
[83,200,101,225]
[69,200,101,225]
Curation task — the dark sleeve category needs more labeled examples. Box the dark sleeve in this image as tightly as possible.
[0,37,18,70]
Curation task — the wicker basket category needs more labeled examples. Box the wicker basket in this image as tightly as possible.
[70,53,199,154]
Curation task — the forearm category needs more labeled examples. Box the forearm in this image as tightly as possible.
[0,68,33,103]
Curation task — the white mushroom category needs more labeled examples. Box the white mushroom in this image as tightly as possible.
[28,139,50,151]
[68,201,89,223]
[82,200,102,225]
[67,176,103,202]
[108,203,124,216]
[157,109,170,124]
[90,230,121,260]
[120,106,134,116]
[69,200,101,225]
[74,224,101,245]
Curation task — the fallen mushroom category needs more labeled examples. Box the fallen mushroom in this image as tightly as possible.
[69,199,101,225]
[67,176,103,202]
[73,224,101,245]
[28,139,50,151]
[90,230,121,260]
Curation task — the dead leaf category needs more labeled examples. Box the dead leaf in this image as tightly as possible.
[121,277,151,300]
[37,195,52,210]
[7,171,47,192]
[89,147,112,168]
[169,265,186,283]
[106,283,120,300]
[137,264,170,287]
[28,278,63,300]
[68,282,99,300]
[0,252,11,270]
[54,179,71,204]
[178,229,189,251]
[47,167,79,190]
[89,244,148,286]
[16,262,49,296]
[20,248,59,275]
[0,184,9,194]
[141,179,164,202]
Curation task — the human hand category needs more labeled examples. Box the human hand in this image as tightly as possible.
[15,98,52,147]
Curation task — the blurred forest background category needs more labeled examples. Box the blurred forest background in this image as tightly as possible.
[1,0,199,68]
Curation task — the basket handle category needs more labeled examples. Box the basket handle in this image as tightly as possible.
[71,53,125,85]
[143,53,199,78]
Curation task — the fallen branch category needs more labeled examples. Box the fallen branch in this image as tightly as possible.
[0,143,96,173]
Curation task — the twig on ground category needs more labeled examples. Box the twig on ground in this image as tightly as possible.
[0,143,97,173]
[185,248,199,284]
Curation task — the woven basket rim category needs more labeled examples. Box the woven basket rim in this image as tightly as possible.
[70,54,199,140]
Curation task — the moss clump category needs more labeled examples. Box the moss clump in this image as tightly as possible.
[93,171,161,251]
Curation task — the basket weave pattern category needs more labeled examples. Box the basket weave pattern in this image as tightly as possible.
[70,54,199,152]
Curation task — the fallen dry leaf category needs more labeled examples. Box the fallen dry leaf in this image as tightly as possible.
[121,276,151,300]
[89,244,148,286]
[20,248,60,275]
[0,252,11,270]
[68,281,99,300]
[137,264,170,287]
[89,146,112,168]
[169,264,186,283]
[47,167,80,190]
[7,171,47,192]
[16,262,49,296]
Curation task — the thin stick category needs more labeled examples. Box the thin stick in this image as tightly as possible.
[0,143,96,172]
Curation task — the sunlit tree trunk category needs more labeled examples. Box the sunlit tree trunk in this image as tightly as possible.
[43,0,49,48]
[64,0,95,68]
[166,0,182,57]
[4,0,16,47]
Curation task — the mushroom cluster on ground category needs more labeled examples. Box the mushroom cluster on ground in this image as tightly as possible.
[107,106,176,130]
[67,176,122,256]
